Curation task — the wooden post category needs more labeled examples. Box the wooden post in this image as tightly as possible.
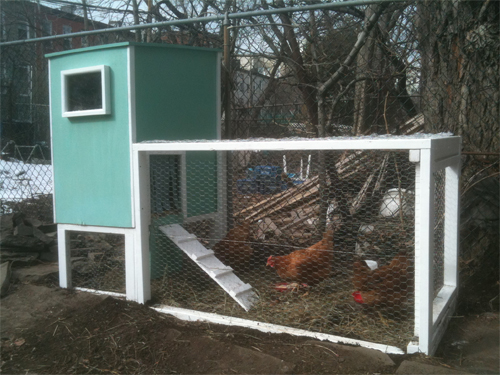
[57,226,71,288]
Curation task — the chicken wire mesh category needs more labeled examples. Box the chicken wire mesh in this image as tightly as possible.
[433,169,446,298]
[69,231,126,294]
[148,148,418,348]
[0,141,53,220]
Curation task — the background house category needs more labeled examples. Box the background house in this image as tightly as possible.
[0,1,121,150]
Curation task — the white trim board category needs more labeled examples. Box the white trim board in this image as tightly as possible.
[153,304,405,355]
[133,135,460,153]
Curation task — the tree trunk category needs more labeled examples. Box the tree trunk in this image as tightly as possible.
[417,0,499,152]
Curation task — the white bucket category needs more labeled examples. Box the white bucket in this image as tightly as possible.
[379,188,414,217]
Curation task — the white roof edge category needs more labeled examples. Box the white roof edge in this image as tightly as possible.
[133,134,458,152]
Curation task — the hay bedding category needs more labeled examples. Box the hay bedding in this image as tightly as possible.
[151,252,415,349]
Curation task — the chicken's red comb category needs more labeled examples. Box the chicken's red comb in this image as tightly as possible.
[352,291,364,304]
[266,255,274,267]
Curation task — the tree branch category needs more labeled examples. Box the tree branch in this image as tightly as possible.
[318,3,388,97]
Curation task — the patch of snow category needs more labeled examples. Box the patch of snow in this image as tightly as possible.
[0,159,53,204]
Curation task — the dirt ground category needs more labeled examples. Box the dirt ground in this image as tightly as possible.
[1,266,498,375]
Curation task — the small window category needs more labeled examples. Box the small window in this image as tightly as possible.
[17,23,30,40]
[63,25,72,49]
[42,20,53,48]
[61,65,111,117]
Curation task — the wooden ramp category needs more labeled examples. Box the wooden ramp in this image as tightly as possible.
[159,224,256,311]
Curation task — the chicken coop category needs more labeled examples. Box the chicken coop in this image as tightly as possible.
[48,43,461,357]
[47,42,221,301]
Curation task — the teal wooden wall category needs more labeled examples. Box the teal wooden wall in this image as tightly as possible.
[49,43,221,230]
[49,45,133,227]
[133,44,220,142]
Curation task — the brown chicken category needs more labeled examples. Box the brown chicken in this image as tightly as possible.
[213,221,253,269]
[266,229,334,286]
[352,252,414,308]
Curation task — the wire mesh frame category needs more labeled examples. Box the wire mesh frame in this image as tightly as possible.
[68,230,126,294]
[132,135,461,355]
[433,169,446,297]
[56,224,139,300]
[410,142,461,356]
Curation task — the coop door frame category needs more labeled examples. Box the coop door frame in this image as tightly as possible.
[131,149,227,301]
[132,136,460,355]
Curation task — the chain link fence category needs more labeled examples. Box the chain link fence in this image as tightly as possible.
[1,0,498,313]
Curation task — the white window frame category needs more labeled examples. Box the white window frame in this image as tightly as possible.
[62,24,72,49]
[61,65,111,117]
[17,22,31,40]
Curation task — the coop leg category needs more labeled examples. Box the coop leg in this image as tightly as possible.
[57,226,72,288]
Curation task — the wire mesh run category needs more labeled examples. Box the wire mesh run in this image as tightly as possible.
[433,170,446,297]
[69,231,126,294]
[149,149,417,348]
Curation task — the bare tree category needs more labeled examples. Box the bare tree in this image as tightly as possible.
[417,0,499,153]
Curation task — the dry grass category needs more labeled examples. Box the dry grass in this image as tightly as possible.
[151,257,414,349]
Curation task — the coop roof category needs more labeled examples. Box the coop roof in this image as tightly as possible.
[46,41,221,59]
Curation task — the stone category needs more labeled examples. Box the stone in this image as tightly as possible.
[1,262,11,297]
[13,223,33,237]
[12,213,25,227]
[303,340,395,372]
[0,251,40,266]
[24,217,42,228]
[396,360,471,374]
[38,224,57,234]
[0,214,14,235]
[72,259,95,275]
[12,263,59,284]
[0,234,46,252]
[40,251,58,262]
[33,227,54,245]
[0,214,14,227]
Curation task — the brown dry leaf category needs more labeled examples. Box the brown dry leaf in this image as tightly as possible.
[14,338,25,346]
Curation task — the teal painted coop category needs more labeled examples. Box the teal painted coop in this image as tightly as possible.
[47,42,222,302]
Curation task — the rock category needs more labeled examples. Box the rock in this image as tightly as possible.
[14,223,34,237]
[0,214,14,241]
[33,227,54,245]
[12,263,59,284]
[0,252,39,266]
[38,224,57,234]
[223,344,295,373]
[0,234,46,252]
[24,217,42,228]
[40,251,58,262]
[0,214,14,227]
[72,259,94,275]
[1,262,11,297]
[303,340,395,372]
[12,213,25,227]
[187,336,295,374]
[396,360,471,374]
[97,240,113,252]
